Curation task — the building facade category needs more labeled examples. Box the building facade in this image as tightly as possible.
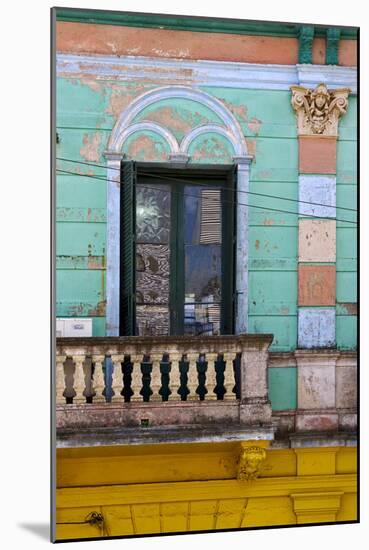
[54,9,357,541]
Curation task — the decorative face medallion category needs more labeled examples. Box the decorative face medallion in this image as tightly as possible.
[290,83,350,136]
[237,446,267,481]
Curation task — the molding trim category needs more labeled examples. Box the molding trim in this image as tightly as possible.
[55,9,358,39]
[57,474,356,508]
[296,64,357,94]
[107,85,248,154]
[56,54,357,94]
[181,123,244,156]
[116,121,180,154]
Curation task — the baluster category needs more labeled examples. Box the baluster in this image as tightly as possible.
[168,352,181,401]
[187,352,199,401]
[204,352,218,401]
[131,354,143,402]
[92,355,106,403]
[223,352,236,401]
[111,354,124,403]
[150,353,163,401]
[73,355,86,404]
[56,355,66,404]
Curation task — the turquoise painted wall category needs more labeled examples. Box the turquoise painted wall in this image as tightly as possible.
[268,368,297,410]
[56,78,356,351]
[336,96,357,350]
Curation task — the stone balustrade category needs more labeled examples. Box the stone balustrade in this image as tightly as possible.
[56,334,273,430]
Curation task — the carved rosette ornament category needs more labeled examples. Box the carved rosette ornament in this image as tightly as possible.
[290,83,351,137]
[237,445,267,481]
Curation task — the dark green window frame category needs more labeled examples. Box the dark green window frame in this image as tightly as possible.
[120,161,237,336]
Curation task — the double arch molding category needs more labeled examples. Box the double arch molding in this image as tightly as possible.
[105,85,252,336]
[106,85,249,157]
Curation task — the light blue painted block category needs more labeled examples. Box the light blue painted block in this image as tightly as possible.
[299,175,336,218]
[298,308,336,348]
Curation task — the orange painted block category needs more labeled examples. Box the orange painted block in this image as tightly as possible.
[56,22,299,64]
[299,136,337,174]
[298,265,336,306]
[312,38,326,65]
[339,40,358,67]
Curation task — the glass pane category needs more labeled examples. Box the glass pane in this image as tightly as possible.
[184,186,221,245]
[136,183,171,335]
[184,301,221,336]
[185,244,221,301]
[184,185,222,336]
[136,184,170,244]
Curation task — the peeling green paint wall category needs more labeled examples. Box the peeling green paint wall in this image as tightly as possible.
[55,79,356,350]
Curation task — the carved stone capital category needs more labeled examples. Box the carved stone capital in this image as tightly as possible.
[291,83,351,137]
[237,444,267,481]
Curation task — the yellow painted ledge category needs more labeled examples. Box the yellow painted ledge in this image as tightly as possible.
[55,444,357,540]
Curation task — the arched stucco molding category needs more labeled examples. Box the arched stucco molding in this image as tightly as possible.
[105,85,251,336]
[106,85,248,156]
[180,123,244,156]
[116,121,179,155]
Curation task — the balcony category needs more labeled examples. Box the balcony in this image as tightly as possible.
[56,334,275,446]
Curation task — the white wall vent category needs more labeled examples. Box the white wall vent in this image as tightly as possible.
[56,318,93,337]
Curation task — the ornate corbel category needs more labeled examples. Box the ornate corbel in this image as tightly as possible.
[237,444,267,481]
[290,83,350,137]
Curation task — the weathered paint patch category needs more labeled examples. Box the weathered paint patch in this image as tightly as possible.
[268,367,297,410]
[336,365,357,408]
[220,99,248,122]
[105,83,154,120]
[245,138,257,156]
[296,413,338,432]
[203,88,297,140]
[56,255,106,270]
[56,300,106,317]
[298,265,336,306]
[135,98,222,142]
[217,98,262,136]
[298,220,336,262]
[57,129,109,175]
[299,136,337,174]
[299,175,336,218]
[298,308,336,348]
[336,302,357,316]
[297,363,336,409]
[247,117,262,135]
[123,131,170,161]
[189,134,234,163]
[56,207,106,223]
[80,132,102,163]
